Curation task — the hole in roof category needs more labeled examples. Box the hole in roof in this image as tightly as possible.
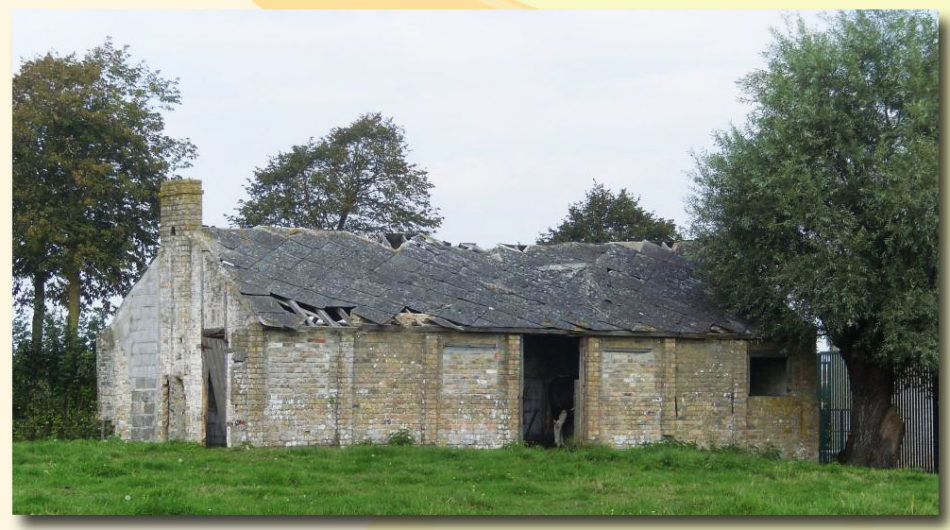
[385,233,407,249]
[272,295,352,326]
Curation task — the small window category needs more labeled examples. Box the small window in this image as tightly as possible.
[749,357,788,396]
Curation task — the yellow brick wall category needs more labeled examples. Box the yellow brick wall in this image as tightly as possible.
[223,325,816,457]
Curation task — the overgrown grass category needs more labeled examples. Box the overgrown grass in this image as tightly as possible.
[12,439,938,515]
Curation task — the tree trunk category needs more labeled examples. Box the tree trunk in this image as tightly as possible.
[30,272,47,379]
[64,261,82,346]
[837,350,904,468]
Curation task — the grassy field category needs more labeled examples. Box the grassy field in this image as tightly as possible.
[12,439,939,515]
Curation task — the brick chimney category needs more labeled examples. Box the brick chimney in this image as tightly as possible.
[159,178,203,241]
[158,178,204,442]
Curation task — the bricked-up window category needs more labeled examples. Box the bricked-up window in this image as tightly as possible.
[749,357,788,396]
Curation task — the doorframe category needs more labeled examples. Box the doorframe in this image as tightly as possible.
[518,333,584,446]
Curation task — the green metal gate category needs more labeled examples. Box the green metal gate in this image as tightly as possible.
[818,351,851,464]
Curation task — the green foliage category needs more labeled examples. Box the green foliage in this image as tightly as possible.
[688,11,938,374]
[230,113,442,234]
[539,181,679,245]
[13,37,195,323]
[13,38,194,440]
[12,441,938,515]
[386,429,415,446]
[12,311,105,441]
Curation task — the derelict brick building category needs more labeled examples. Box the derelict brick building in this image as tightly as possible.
[97,179,819,457]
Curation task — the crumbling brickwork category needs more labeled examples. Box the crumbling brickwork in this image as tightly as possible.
[743,340,820,459]
[580,335,817,458]
[662,339,748,447]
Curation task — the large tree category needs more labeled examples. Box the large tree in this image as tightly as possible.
[230,113,443,233]
[688,11,937,467]
[538,181,679,245]
[13,39,196,349]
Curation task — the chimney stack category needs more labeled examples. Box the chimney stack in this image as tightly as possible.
[159,179,203,241]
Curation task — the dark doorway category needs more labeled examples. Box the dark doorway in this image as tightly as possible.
[522,335,580,447]
[205,375,226,447]
[202,336,228,448]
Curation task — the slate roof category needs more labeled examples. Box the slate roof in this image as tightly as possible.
[202,226,751,336]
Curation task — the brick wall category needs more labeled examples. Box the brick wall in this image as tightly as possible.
[663,339,747,447]
[351,330,426,443]
[261,330,338,446]
[743,339,819,459]
[227,328,521,448]
[582,336,816,459]
[438,334,515,447]
[598,337,663,447]
[228,323,267,446]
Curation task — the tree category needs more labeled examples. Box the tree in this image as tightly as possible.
[688,11,937,467]
[12,310,105,440]
[538,181,679,245]
[230,113,443,233]
[13,38,196,350]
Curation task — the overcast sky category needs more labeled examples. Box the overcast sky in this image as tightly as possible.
[13,10,830,247]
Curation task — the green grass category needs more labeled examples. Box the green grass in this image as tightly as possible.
[12,439,939,515]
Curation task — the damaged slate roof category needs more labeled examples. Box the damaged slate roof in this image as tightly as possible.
[202,226,751,335]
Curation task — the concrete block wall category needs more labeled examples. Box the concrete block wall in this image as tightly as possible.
[96,264,160,440]
[127,266,161,441]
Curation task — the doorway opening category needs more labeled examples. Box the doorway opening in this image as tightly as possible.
[202,335,228,448]
[205,374,226,447]
[522,335,580,447]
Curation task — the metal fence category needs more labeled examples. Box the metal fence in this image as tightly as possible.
[818,350,938,472]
